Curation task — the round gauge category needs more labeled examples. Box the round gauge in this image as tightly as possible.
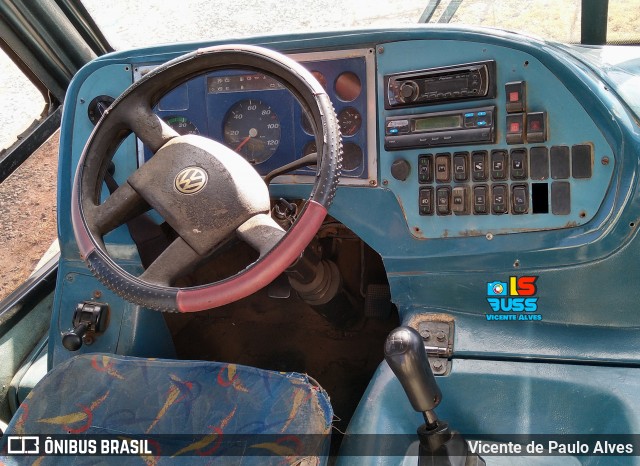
[223,99,281,164]
[338,107,362,136]
[342,143,363,171]
[335,72,362,102]
[303,141,317,157]
[311,71,327,89]
[162,115,199,135]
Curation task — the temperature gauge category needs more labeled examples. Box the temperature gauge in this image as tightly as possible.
[338,107,362,136]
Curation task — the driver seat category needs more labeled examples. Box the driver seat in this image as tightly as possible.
[0,354,333,465]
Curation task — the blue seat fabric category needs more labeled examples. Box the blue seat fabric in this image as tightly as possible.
[0,354,333,465]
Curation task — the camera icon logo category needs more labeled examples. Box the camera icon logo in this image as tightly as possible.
[7,436,39,454]
[487,281,508,296]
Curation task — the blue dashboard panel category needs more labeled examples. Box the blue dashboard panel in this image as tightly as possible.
[377,40,615,239]
[135,49,376,185]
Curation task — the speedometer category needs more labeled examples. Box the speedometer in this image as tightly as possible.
[223,99,281,164]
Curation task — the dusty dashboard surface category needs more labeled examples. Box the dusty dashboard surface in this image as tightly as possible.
[122,39,615,241]
[64,27,621,259]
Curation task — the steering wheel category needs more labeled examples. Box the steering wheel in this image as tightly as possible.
[71,45,342,312]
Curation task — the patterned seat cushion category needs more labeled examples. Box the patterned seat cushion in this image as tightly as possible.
[0,354,333,465]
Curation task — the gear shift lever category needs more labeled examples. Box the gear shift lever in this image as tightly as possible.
[384,326,442,428]
[384,326,485,466]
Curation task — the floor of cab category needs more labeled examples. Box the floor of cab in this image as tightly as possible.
[164,285,398,437]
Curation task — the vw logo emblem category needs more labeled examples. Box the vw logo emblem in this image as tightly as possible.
[174,167,208,194]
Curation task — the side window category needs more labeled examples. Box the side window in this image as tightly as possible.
[0,49,45,151]
[0,48,57,301]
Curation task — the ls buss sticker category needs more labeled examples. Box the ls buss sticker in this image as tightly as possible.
[486,276,542,321]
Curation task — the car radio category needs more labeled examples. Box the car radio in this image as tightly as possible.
[384,106,496,150]
[385,60,496,108]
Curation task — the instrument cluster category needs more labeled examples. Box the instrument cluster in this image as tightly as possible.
[136,49,376,186]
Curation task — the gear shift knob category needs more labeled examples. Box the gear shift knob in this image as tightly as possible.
[384,326,442,414]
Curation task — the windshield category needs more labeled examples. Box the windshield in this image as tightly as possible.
[83,0,639,49]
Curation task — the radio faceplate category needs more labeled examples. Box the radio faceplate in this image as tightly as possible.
[385,106,496,150]
[385,60,496,109]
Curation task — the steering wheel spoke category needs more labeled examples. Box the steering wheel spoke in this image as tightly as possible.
[124,101,179,153]
[139,237,202,286]
[236,214,286,257]
[88,182,151,235]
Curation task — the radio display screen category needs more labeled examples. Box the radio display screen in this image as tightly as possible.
[414,115,461,131]
[424,76,469,94]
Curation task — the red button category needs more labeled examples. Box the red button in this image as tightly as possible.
[509,122,521,133]
[530,120,542,131]
[509,91,520,102]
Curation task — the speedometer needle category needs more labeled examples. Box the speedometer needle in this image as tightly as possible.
[235,127,259,151]
[235,136,251,151]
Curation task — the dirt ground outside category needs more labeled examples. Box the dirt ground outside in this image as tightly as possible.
[0,132,58,301]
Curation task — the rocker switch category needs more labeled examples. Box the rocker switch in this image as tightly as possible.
[452,186,469,215]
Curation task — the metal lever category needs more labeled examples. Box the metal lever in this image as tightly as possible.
[62,301,109,351]
[385,326,485,466]
[384,326,442,427]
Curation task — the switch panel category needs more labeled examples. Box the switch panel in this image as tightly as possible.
[377,43,613,240]
[414,144,593,220]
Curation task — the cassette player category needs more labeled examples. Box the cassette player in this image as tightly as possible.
[385,106,496,150]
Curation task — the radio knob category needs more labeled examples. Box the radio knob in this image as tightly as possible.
[391,159,411,181]
[399,81,419,102]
